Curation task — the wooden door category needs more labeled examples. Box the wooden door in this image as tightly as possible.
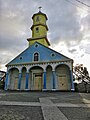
[14,78,18,90]
[57,75,68,90]
[34,74,42,90]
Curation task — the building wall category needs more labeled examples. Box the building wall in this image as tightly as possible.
[9,68,19,90]
[5,61,74,91]
[33,14,46,27]
[32,25,47,38]
[29,38,49,47]
[55,64,71,90]
[30,66,43,90]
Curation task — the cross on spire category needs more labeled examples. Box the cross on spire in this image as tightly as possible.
[38,6,42,12]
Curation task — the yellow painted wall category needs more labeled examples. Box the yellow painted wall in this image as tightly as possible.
[32,25,47,38]
[33,15,46,25]
[28,12,49,47]
[29,38,48,47]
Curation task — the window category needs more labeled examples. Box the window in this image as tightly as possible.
[36,27,39,32]
[34,53,39,61]
[51,53,55,57]
[19,56,23,60]
[35,44,39,48]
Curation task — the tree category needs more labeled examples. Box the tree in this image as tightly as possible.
[73,64,90,92]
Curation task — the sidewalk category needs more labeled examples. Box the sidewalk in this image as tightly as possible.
[0,91,90,120]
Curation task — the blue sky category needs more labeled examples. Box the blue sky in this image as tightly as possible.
[0,0,90,74]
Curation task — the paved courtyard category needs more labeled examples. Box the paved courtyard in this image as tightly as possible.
[0,91,90,120]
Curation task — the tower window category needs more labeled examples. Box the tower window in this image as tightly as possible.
[34,52,39,61]
[36,27,39,32]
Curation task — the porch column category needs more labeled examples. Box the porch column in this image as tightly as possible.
[25,72,29,90]
[52,71,56,90]
[43,71,46,90]
[18,73,21,90]
[70,70,75,91]
[4,72,8,90]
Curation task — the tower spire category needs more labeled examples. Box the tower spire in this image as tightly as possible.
[38,6,42,12]
[27,8,50,47]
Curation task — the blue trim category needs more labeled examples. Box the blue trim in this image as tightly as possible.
[4,73,8,90]
[52,71,56,89]
[70,70,75,91]
[18,73,21,89]
[25,73,29,89]
[43,72,46,89]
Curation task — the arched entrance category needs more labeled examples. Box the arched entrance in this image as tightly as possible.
[30,66,43,90]
[9,68,19,90]
[20,67,27,90]
[55,64,71,90]
[46,65,52,90]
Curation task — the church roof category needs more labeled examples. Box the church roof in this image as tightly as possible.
[6,42,73,66]
[32,11,48,20]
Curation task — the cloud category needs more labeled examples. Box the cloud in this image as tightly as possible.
[85,44,90,54]
[80,43,90,54]
[0,0,90,73]
[68,48,77,53]
[47,1,83,48]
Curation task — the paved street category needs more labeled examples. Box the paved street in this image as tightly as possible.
[0,91,90,120]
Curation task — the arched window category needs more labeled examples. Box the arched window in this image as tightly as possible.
[34,53,39,61]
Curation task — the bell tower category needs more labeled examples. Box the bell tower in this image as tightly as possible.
[27,7,50,47]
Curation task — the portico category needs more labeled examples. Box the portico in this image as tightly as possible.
[5,60,74,91]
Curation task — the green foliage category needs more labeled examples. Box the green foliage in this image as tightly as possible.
[0,80,4,89]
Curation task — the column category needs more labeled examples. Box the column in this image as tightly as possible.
[70,70,75,91]
[52,71,56,90]
[25,72,29,90]
[18,73,22,90]
[4,72,8,90]
[43,71,46,90]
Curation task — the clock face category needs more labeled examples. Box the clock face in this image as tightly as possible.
[36,16,40,22]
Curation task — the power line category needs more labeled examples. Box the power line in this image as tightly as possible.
[75,0,90,8]
[64,0,90,12]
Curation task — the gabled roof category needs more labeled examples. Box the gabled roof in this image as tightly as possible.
[6,42,73,66]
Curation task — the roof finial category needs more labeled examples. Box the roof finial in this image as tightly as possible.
[38,6,42,12]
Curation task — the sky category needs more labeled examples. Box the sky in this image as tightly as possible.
[0,0,90,74]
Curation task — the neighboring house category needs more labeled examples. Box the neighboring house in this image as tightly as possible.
[0,70,6,89]
[0,70,6,81]
[5,9,74,91]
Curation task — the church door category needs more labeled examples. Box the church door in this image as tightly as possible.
[14,77,18,90]
[57,75,68,90]
[34,74,42,90]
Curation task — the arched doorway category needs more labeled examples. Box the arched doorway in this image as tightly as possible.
[20,67,27,90]
[55,64,71,90]
[9,68,19,90]
[46,65,52,90]
[30,66,43,90]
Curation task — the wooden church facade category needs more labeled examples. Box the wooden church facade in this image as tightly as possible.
[5,9,74,91]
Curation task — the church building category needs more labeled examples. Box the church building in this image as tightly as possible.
[5,8,74,91]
